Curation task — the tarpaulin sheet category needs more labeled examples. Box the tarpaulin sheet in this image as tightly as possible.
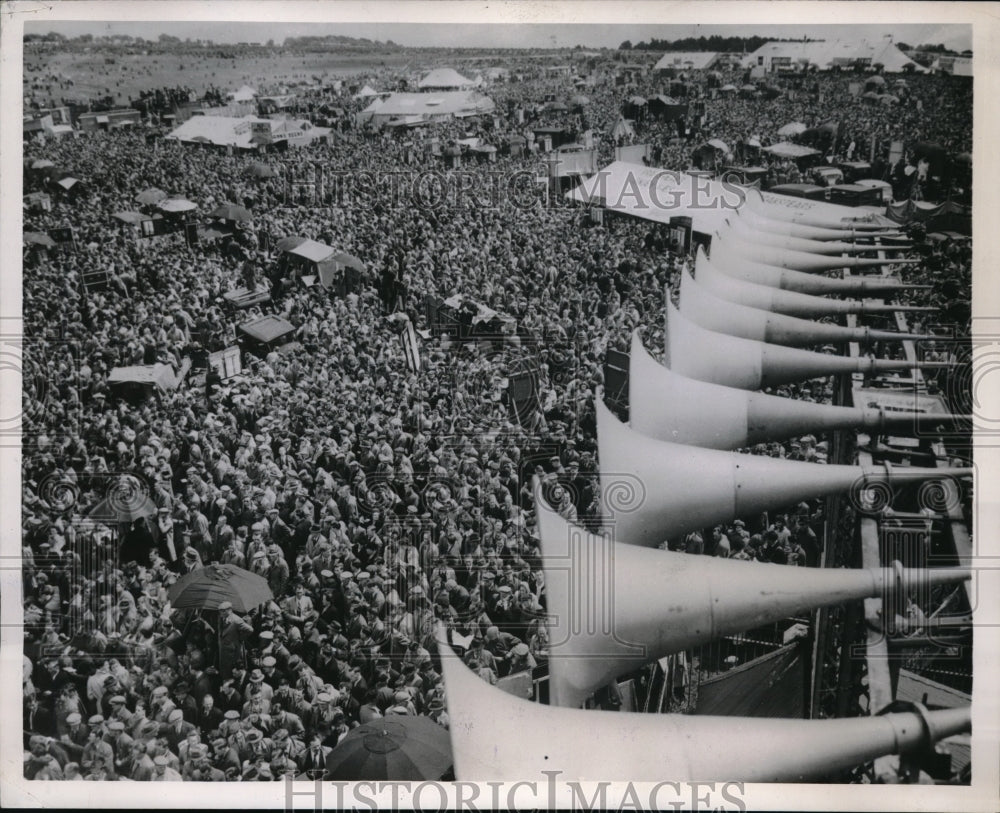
[693,641,805,718]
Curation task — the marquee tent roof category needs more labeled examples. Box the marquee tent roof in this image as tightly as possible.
[166,115,269,148]
[418,68,477,89]
[743,39,924,73]
[762,142,822,159]
[359,92,495,120]
[108,364,179,393]
[286,239,335,264]
[653,52,720,71]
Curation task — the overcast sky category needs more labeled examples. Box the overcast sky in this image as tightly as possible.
[26,21,972,52]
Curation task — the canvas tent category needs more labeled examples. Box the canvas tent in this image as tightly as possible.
[762,142,821,160]
[358,92,495,127]
[743,39,923,73]
[611,118,636,141]
[238,315,298,356]
[418,68,476,89]
[107,364,181,400]
[653,52,719,72]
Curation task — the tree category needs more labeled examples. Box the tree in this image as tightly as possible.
[619,40,632,50]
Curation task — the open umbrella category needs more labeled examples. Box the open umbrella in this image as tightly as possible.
[111,211,148,224]
[570,94,590,106]
[87,476,158,523]
[31,159,55,169]
[24,231,56,248]
[719,84,737,92]
[275,235,308,252]
[324,717,452,781]
[778,122,807,136]
[628,96,648,106]
[706,138,730,153]
[158,198,198,213]
[136,187,168,205]
[334,251,366,272]
[209,203,252,222]
[168,564,273,613]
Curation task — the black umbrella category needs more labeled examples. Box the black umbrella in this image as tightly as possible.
[334,251,366,272]
[168,564,273,613]
[324,717,452,781]
[275,235,308,252]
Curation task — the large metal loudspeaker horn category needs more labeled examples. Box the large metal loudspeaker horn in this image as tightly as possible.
[664,296,949,390]
[724,213,902,255]
[537,489,971,710]
[629,332,966,450]
[694,247,936,318]
[714,229,919,273]
[735,205,909,242]
[678,268,936,348]
[708,238,929,296]
[595,396,970,549]
[438,629,971,781]
[744,186,900,231]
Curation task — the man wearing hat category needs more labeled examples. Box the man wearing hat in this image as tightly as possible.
[54,711,84,762]
[244,667,274,703]
[152,753,183,781]
[238,728,273,764]
[507,642,537,675]
[181,545,204,574]
[82,716,114,770]
[266,544,290,597]
[163,707,196,751]
[427,695,449,729]
[218,601,254,679]
[171,680,198,723]
[106,694,135,729]
[105,719,134,771]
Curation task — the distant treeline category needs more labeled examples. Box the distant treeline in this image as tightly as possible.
[619,36,817,52]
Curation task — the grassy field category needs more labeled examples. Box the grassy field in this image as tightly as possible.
[24,49,416,107]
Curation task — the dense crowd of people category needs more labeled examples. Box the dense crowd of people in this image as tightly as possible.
[20,55,972,781]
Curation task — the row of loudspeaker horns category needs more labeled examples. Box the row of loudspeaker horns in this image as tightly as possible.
[438,192,972,782]
[440,488,972,781]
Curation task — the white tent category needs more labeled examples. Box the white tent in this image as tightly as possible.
[611,117,636,140]
[229,85,257,102]
[418,68,475,89]
[353,84,381,99]
[743,39,924,73]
